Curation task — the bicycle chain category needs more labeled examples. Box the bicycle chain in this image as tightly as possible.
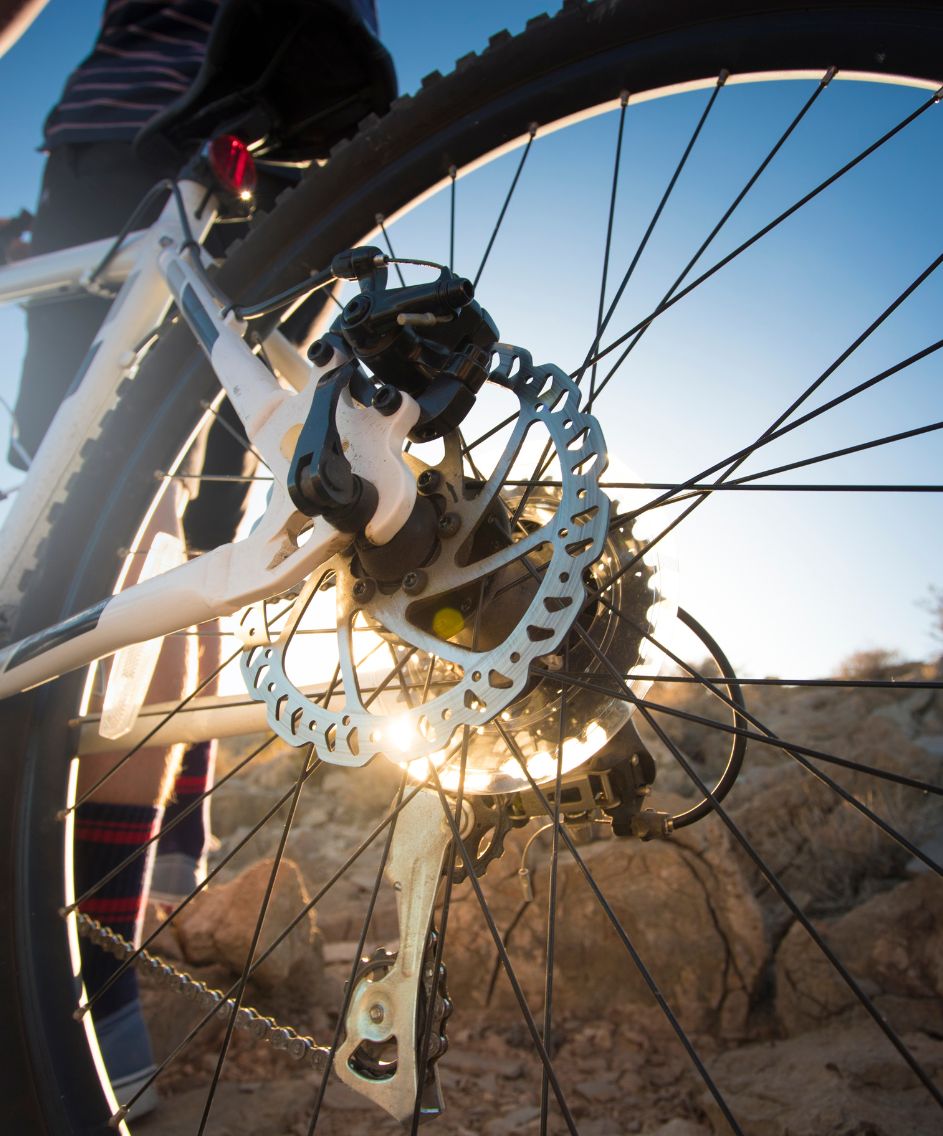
[74,913,330,1070]
[75,914,453,1088]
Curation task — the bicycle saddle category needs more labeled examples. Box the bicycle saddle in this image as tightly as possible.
[134,0,396,167]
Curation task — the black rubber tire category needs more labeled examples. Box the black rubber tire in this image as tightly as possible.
[3,2,941,1130]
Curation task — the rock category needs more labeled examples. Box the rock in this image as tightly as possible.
[577,1076,623,1103]
[725,729,940,938]
[174,856,324,1000]
[445,816,767,1038]
[209,782,290,839]
[573,1120,627,1136]
[645,1120,711,1136]
[907,827,943,875]
[775,873,943,1035]
[702,1025,943,1136]
[484,1104,540,1135]
[916,734,943,758]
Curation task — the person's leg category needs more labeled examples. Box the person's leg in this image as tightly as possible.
[9,142,169,468]
[152,400,256,898]
[150,739,216,901]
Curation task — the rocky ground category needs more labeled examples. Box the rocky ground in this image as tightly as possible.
[133,665,943,1135]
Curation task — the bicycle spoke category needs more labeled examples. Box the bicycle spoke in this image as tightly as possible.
[376,213,406,286]
[605,326,943,599]
[615,419,943,513]
[569,622,943,1112]
[586,85,943,383]
[587,91,629,406]
[638,616,942,873]
[551,672,943,691]
[198,398,265,466]
[712,337,943,478]
[539,647,569,1135]
[448,164,457,272]
[495,721,745,1136]
[155,471,273,483]
[575,72,728,390]
[536,663,943,798]
[639,693,943,805]
[586,69,834,407]
[196,743,313,1135]
[629,481,943,496]
[425,760,582,1136]
[307,769,408,1133]
[474,124,537,289]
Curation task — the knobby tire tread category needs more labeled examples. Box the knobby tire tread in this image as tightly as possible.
[2,1,942,1129]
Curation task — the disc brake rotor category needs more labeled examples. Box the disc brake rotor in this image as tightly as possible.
[241,345,665,793]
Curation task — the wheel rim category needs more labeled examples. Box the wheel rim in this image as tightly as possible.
[13,9,942,1132]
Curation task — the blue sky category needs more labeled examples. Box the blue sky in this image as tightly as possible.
[1,1,940,678]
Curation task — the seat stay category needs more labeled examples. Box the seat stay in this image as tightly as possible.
[0,230,147,307]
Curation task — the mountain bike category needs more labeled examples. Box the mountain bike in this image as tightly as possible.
[1,1,942,1132]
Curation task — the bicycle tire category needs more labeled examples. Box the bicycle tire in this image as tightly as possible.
[2,1,942,1131]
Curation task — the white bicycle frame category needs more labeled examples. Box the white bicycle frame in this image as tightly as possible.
[0,179,420,743]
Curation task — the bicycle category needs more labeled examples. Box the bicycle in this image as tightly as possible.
[1,1,942,1133]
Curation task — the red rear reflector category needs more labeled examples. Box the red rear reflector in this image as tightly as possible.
[207,135,257,196]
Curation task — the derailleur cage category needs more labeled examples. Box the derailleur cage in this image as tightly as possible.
[344,933,452,1112]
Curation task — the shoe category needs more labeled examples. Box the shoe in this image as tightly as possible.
[94,999,160,1120]
[149,849,204,905]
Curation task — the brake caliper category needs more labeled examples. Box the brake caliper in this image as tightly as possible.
[288,246,499,538]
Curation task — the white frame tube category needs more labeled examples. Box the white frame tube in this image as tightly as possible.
[0,231,146,305]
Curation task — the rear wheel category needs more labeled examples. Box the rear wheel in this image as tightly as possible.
[3,2,942,1131]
